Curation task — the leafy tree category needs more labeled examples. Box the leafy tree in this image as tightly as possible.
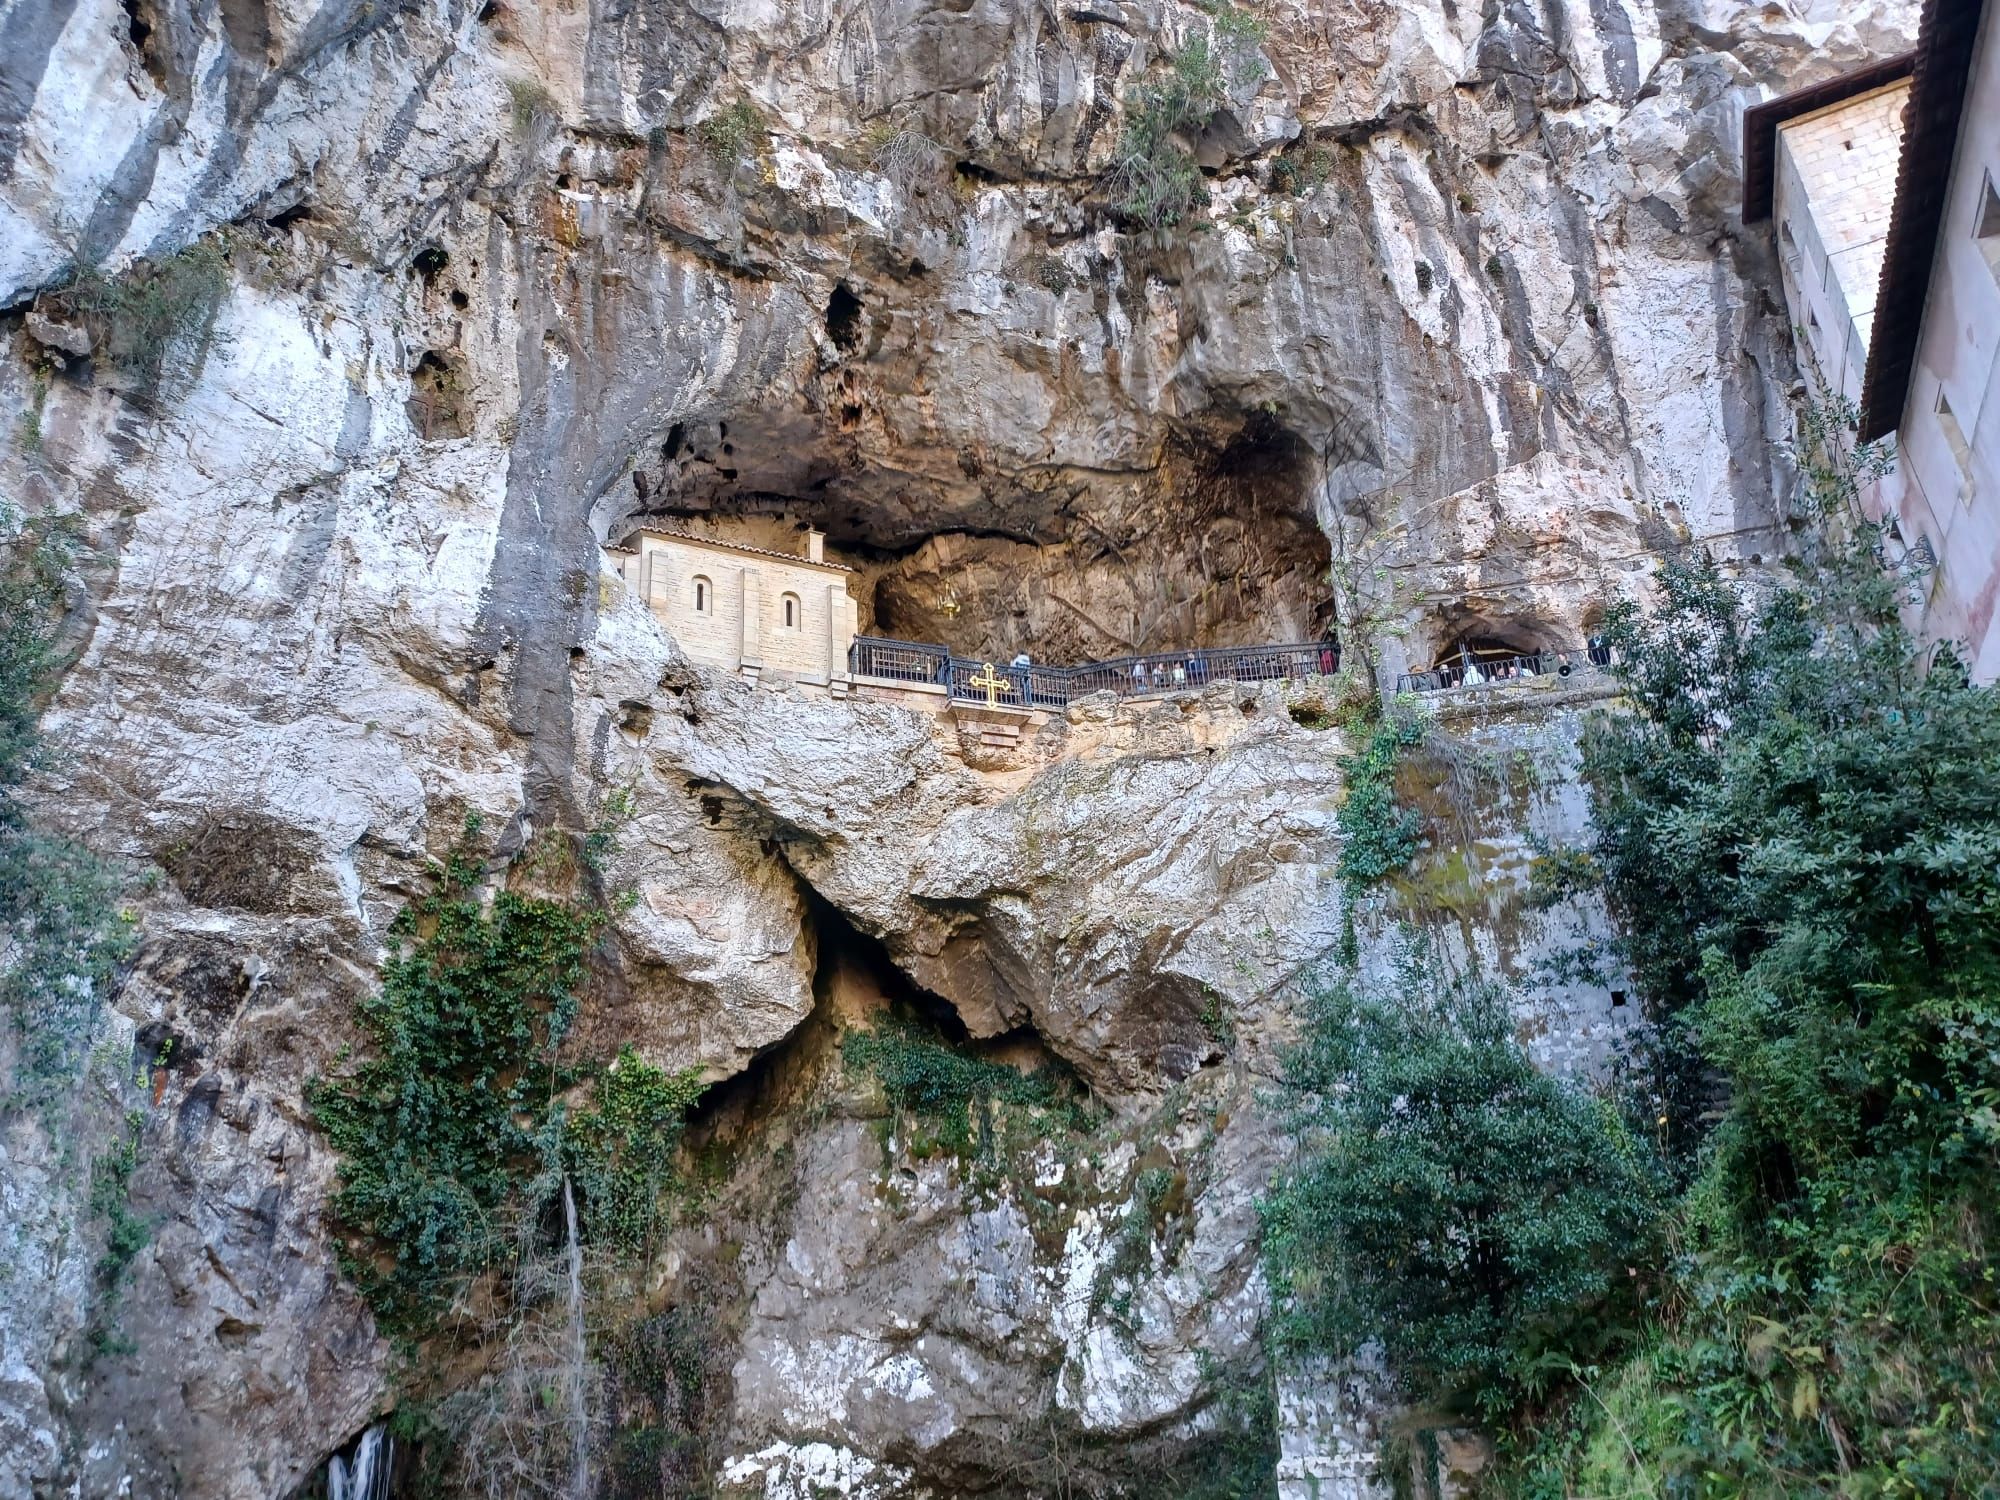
[1262,944,1663,1423]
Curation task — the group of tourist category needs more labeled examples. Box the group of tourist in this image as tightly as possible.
[1123,656,1207,693]
[1406,635,1613,693]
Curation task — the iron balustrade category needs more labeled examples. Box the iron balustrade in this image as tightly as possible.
[849,635,951,686]
[1394,644,1615,695]
[848,636,1339,708]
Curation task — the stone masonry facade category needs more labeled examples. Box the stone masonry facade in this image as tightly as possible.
[608,528,860,685]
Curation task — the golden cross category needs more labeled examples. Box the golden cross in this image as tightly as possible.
[966,661,1013,707]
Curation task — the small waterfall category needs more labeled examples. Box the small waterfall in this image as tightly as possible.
[326,1423,392,1500]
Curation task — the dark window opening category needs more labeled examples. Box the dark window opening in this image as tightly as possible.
[1610,989,1629,1009]
[450,289,469,310]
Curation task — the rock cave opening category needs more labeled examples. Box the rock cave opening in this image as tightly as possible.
[410,245,448,283]
[824,284,864,353]
[675,886,1087,1203]
[616,405,1334,670]
[406,351,468,440]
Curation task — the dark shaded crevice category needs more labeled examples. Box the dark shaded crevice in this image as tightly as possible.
[824,282,862,352]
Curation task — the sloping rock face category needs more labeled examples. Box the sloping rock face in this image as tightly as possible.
[0,0,1916,1492]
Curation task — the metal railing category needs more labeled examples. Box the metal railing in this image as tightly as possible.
[849,636,1338,709]
[849,636,951,686]
[1395,646,1615,696]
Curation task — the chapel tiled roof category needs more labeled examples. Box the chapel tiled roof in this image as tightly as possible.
[1859,0,1991,441]
[619,525,855,573]
[1741,52,1917,224]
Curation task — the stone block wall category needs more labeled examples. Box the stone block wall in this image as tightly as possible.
[1774,79,1909,400]
[612,531,858,683]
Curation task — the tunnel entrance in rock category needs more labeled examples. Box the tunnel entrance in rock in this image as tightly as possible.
[679,887,1078,1159]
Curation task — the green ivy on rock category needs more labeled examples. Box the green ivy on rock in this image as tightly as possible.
[310,823,703,1338]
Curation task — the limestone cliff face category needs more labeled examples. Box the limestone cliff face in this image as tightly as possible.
[0,0,1915,1492]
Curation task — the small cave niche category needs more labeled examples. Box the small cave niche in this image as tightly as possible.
[265,202,313,232]
[121,0,164,82]
[449,288,470,310]
[411,244,448,282]
[825,283,863,353]
[406,350,469,440]
[1411,609,1583,688]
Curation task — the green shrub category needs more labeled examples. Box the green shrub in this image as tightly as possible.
[1172,1354,1280,1500]
[701,99,767,166]
[309,822,707,1336]
[843,1019,1089,1157]
[1198,0,1270,55]
[1109,38,1226,229]
[83,1109,150,1357]
[1268,145,1332,197]
[505,77,555,136]
[62,240,229,389]
[1261,948,1663,1423]
[564,1045,704,1253]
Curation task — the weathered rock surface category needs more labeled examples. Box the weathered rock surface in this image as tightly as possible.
[0,0,1918,1489]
